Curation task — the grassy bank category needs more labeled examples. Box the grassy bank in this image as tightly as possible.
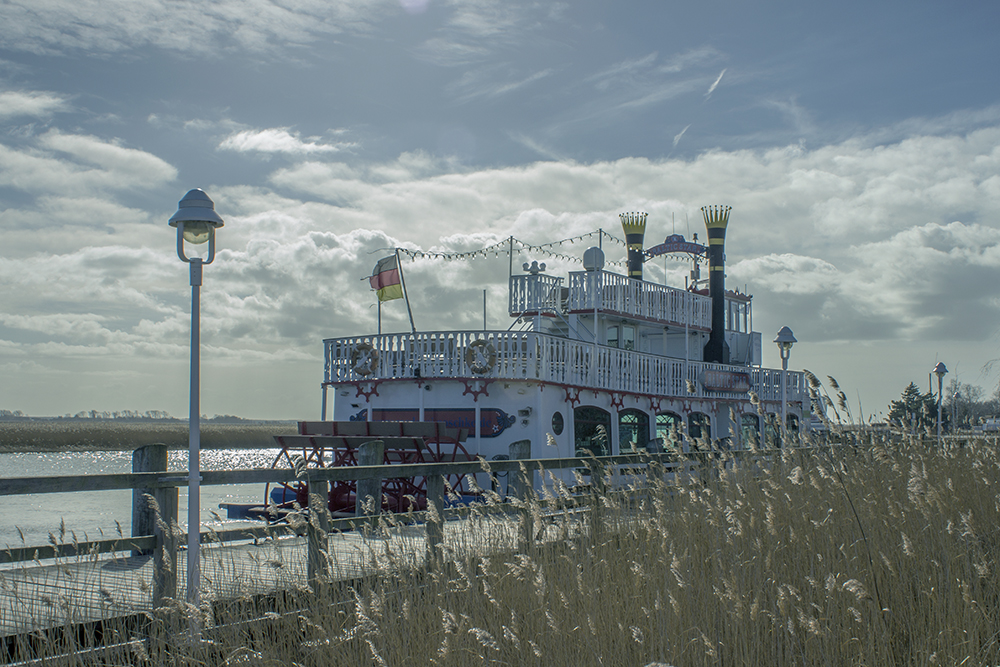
[0,421,297,452]
[5,435,1000,665]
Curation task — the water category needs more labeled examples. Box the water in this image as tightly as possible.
[0,449,282,550]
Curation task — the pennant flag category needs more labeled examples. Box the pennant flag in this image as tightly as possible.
[369,255,403,302]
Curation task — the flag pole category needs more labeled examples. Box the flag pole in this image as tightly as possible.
[396,248,417,334]
[378,299,382,335]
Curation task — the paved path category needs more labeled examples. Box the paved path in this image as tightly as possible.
[0,514,535,639]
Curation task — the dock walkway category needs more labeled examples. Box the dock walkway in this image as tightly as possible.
[1,512,532,639]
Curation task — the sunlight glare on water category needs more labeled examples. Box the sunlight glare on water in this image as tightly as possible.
[0,448,281,550]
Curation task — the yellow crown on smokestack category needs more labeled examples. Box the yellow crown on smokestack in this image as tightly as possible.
[700,205,731,230]
[619,211,647,235]
[620,211,647,280]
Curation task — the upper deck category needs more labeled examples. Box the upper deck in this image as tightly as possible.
[509,270,713,330]
[323,330,806,405]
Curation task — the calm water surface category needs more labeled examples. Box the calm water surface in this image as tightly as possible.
[0,449,281,549]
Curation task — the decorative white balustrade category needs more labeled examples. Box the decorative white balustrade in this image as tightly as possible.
[324,331,806,405]
[508,274,563,315]
[508,271,712,329]
[567,271,712,329]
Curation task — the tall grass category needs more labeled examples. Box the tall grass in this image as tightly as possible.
[4,434,999,665]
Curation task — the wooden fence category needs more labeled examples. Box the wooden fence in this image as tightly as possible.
[0,439,708,610]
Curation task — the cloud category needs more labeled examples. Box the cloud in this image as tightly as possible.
[445,0,533,38]
[0,0,394,56]
[559,48,729,130]
[218,128,355,155]
[0,90,69,119]
[448,67,555,103]
[247,126,1000,350]
[5,120,1000,417]
[762,96,814,135]
[0,130,176,195]
[412,1,556,67]
[659,46,725,73]
[585,52,659,92]
[704,68,726,98]
[412,38,492,66]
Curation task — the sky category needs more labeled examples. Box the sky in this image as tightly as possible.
[1,0,1000,421]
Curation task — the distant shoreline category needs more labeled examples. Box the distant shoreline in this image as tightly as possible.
[0,421,298,453]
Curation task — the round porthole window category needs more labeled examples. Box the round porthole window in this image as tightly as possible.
[551,411,564,436]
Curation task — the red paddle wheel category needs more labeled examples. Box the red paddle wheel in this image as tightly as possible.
[266,421,475,515]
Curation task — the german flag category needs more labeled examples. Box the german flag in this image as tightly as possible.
[369,255,403,302]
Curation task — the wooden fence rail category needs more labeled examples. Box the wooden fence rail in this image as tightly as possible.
[2,438,874,618]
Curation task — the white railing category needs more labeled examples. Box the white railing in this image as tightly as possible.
[508,274,563,315]
[324,331,806,404]
[566,271,712,329]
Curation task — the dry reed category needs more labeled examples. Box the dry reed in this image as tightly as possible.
[3,433,999,666]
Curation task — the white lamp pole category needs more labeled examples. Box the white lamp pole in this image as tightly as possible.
[773,326,796,444]
[168,189,224,617]
[933,362,948,442]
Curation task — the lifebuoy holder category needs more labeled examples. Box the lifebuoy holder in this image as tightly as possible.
[465,339,497,375]
[350,342,379,376]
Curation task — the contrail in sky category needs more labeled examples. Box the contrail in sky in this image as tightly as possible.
[705,68,726,98]
[672,124,690,148]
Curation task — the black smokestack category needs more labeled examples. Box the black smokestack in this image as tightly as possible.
[701,205,731,364]
[619,211,647,281]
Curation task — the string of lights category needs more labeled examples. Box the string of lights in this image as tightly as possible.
[390,229,629,267]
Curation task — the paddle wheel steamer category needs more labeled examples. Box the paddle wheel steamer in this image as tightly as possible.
[279,206,808,509]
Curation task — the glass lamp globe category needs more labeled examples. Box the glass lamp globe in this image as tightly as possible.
[182,221,213,245]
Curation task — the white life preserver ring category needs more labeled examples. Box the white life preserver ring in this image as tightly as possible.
[350,342,379,376]
[465,340,497,375]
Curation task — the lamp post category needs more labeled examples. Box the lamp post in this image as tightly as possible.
[773,326,796,443]
[168,189,224,615]
[933,362,948,442]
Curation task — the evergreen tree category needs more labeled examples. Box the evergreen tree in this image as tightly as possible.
[888,382,947,432]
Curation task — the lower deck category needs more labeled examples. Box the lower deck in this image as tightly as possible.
[327,376,805,467]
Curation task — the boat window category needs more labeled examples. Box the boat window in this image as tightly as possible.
[740,413,760,449]
[622,325,636,351]
[787,413,799,434]
[551,411,564,436]
[618,409,649,452]
[764,413,780,448]
[656,412,682,447]
[606,324,636,350]
[574,406,611,457]
[688,412,711,442]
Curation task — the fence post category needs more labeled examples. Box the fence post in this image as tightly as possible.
[355,440,385,534]
[508,439,532,497]
[508,439,533,550]
[425,473,444,566]
[307,476,330,586]
[151,485,179,609]
[132,444,167,556]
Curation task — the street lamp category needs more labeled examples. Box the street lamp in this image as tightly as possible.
[168,189,224,614]
[933,361,948,441]
[774,326,797,443]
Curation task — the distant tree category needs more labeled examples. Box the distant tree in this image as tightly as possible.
[943,380,996,429]
[888,382,945,432]
[206,414,248,423]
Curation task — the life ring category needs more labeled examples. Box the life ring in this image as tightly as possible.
[465,340,497,375]
[350,342,379,376]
